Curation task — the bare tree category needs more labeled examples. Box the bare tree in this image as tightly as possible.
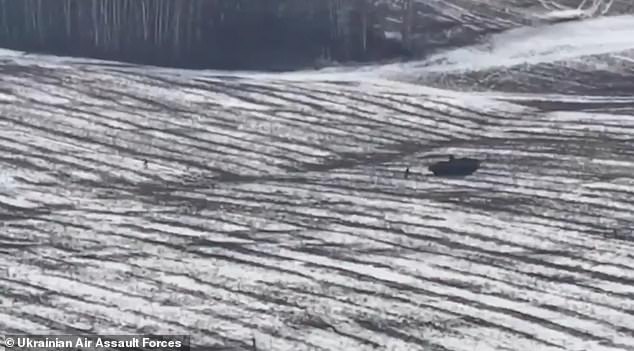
[538,0,614,20]
[0,0,397,68]
[401,0,413,51]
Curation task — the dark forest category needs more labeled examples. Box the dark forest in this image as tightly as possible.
[0,0,415,70]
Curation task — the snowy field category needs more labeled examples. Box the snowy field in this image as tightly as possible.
[1,12,634,351]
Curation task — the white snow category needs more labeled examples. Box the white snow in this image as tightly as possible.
[1,8,634,351]
[371,14,634,76]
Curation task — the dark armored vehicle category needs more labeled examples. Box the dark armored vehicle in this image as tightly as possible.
[428,155,481,177]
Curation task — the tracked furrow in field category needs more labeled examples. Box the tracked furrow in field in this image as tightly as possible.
[0,54,633,351]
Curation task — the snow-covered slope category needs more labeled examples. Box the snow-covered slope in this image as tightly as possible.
[388,0,632,53]
[371,14,634,97]
[1,7,634,351]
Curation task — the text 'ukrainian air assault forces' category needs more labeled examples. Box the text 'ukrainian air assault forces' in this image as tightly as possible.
[12,336,184,349]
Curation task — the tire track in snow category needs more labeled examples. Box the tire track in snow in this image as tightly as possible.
[0,54,633,351]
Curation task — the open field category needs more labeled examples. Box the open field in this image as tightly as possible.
[1,13,634,351]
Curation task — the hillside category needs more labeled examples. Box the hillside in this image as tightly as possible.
[0,0,632,70]
[1,7,634,351]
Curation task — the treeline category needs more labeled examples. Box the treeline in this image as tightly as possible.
[0,0,413,70]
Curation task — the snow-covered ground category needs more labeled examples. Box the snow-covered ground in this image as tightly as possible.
[1,10,634,351]
[364,13,634,95]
